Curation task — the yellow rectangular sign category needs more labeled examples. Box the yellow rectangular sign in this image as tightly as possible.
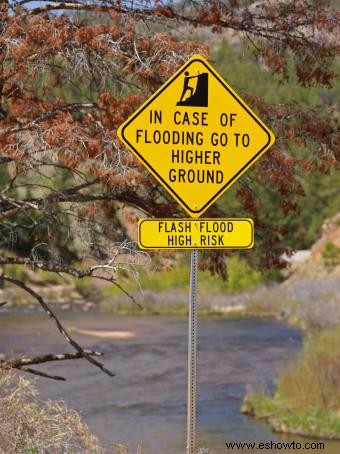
[138,218,254,250]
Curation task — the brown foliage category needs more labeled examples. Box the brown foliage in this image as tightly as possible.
[0,0,338,281]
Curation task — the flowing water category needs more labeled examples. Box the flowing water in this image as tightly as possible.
[1,312,339,453]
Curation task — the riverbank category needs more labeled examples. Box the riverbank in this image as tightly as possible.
[2,261,339,326]
[0,256,267,316]
[242,323,340,441]
[98,262,340,331]
[242,395,340,440]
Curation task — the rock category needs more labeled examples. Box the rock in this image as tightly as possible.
[83,302,95,311]
[310,213,340,262]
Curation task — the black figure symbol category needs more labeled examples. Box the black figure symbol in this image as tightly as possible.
[177,71,208,107]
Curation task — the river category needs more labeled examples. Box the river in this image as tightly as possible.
[1,312,339,453]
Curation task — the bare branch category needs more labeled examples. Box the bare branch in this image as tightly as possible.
[1,351,104,381]
[1,275,115,378]
[17,368,67,381]
[0,157,13,165]
[0,103,98,136]
[5,351,104,368]
[0,256,140,307]
[27,1,146,18]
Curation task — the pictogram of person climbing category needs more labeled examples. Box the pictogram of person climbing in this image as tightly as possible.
[177,71,208,107]
[178,71,196,103]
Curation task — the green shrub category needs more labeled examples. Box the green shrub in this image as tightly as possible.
[227,256,263,293]
[322,241,340,270]
[73,277,97,299]
[36,269,64,284]
[102,266,190,297]
[102,257,265,298]
[139,266,189,291]
[3,264,29,283]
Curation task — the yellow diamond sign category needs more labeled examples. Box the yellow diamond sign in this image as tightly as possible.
[117,55,275,218]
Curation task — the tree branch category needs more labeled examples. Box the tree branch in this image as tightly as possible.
[1,275,115,378]
[24,1,336,49]
[0,256,141,307]
[0,103,98,135]
[1,351,104,381]
[5,351,104,368]
[17,368,67,381]
[27,1,147,18]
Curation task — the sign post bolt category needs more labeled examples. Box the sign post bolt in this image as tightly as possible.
[187,249,198,454]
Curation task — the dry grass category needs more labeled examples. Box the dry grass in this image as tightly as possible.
[298,290,340,331]
[277,325,340,413]
[112,443,146,454]
[0,369,103,454]
[246,273,340,330]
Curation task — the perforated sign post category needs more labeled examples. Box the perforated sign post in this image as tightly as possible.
[117,55,275,454]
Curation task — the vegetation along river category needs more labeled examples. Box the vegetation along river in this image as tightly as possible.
[1,312,340,453]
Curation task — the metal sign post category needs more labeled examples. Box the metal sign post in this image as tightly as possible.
[187,249,198,454]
